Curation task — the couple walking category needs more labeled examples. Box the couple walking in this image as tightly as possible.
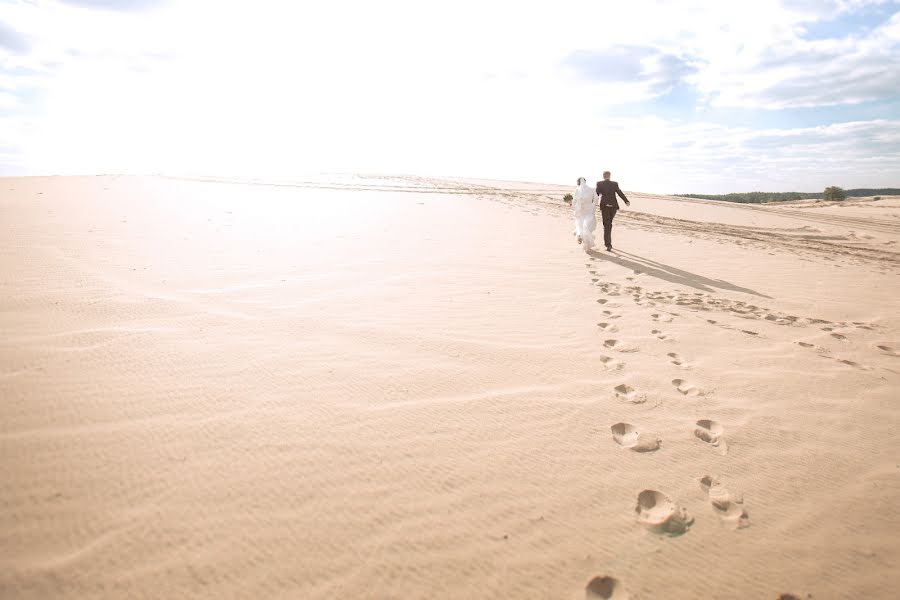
[573,171,630,253]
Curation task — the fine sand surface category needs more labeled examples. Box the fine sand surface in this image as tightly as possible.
[2,175,899,599]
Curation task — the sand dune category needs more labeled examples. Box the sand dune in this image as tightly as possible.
[1,175,898,598]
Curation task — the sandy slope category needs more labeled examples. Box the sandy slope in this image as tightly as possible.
[1,175,898,599]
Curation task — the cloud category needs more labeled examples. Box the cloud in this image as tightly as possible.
[555,2,899,110]
[691,8,900,109]
[597,117,900,192]
[57,0,168,11]
[0,113,37,174]
[0,90,18,109]
[0,20,30,54]
[785,0,894,15]
[560,46,698,98]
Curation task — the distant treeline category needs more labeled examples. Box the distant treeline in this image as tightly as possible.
[674,188,900,204]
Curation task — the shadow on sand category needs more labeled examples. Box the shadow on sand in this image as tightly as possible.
[586,248,772,298]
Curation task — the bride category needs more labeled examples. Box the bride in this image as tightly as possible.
[572,177,597,251]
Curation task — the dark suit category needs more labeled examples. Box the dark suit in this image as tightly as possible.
[595,180,629,249]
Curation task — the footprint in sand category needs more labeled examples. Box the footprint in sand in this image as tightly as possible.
[876,344,899,357]
[796,341,830,355]
[606,339,637,353]
[585,576,629,599]
[741,330,759,336]
[676,297,709,309]
[598,322,619,333]
[635,490,693,536]
[667,352,689,368]
[766,314,797,325]
[597,299,608,305]
[651,329,669,340]
[611,422,661,452]
[599,355,624,371]
[651,313,673,323]
[836,358,869,370]
[700,476,750,529]
[602,310,621,320]
[672,379,700,397]
[614,384,646,404]
[830,332,847,341]
[694,419,728,454]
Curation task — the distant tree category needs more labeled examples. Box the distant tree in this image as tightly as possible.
[674,187,899,204]
[823,186,845,201]
[563,193,573,204]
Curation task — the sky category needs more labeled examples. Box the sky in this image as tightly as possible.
[0,0,898,193]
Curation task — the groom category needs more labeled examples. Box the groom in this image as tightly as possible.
[595,171,630,251]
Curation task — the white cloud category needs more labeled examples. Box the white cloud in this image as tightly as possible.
[581,118,900,193]
[0,18,30,54]
[0,89,17,108]
[58,0,168,10]
[691,9,900,108]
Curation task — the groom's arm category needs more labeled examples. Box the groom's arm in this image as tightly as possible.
[616,183,630,206]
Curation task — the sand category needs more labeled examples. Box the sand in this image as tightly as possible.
[1,175,898,599]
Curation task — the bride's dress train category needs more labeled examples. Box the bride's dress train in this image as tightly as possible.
[573,180,597,251]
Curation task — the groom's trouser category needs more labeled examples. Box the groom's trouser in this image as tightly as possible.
[601,205,618,248]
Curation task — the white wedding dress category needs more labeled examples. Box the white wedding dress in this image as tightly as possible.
[573,180,598,251]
